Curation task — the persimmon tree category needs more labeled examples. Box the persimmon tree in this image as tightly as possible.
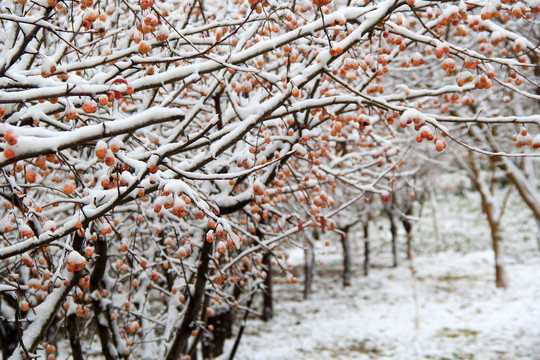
[0,0,539,359]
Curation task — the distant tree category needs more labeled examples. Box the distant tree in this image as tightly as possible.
[456,151,510,287]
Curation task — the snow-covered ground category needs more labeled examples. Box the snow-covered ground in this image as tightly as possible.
[231,186,540,360]
[233,251,540,360]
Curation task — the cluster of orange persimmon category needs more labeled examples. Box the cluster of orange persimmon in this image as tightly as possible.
[514,127,540,149]
[398,110,447,152]
[481,0,540,20]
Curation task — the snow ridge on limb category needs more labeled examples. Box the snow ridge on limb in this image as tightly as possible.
[0,107,184,166]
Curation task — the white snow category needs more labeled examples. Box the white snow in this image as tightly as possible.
[231,250,540,360]
[66,250,86,266]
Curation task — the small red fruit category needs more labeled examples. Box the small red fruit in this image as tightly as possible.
[95,140,108,159]
[140,0,153,9]
[3,149,15,159]
[46,345,56,354]
[435,139,446,152]
[25,171,36,183]
[4,132,17,145]
[313,0,332,6]
[20,301,30,312]
[82,99,97,114]
[98,95,108,106]
[63,182,75,195]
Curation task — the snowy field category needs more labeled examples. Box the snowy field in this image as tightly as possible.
[233,251,540,360]
[230,187,540,360]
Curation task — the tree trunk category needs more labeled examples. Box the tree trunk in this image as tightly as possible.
[429,188,443,250]
[340,231,351,287]
[386,208,399,268]
[536,220,540,254]
[67,314,84,360]
[304,236,315,300]
[261,252,273,321]
[363,219,370,276]
[492,227,507,288]
[467,155,508,288]
[202,307,232,359]
[402,217,413,260]
[0,303,18,359]
[480,191,508,288]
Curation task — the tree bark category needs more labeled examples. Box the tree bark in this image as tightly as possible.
[202,307,232,359]
[468,155,508,288]
[340,231,351,287]
[386,207,399,268]
[401,204,414,260]
[536,220,540,254]
[304,235,315,300]
[363,219,370,277]
[0,300,18,359]
[491,226,507,288]
[429,188,443,250]
[261,252,273,321]
[67,314,84,360]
